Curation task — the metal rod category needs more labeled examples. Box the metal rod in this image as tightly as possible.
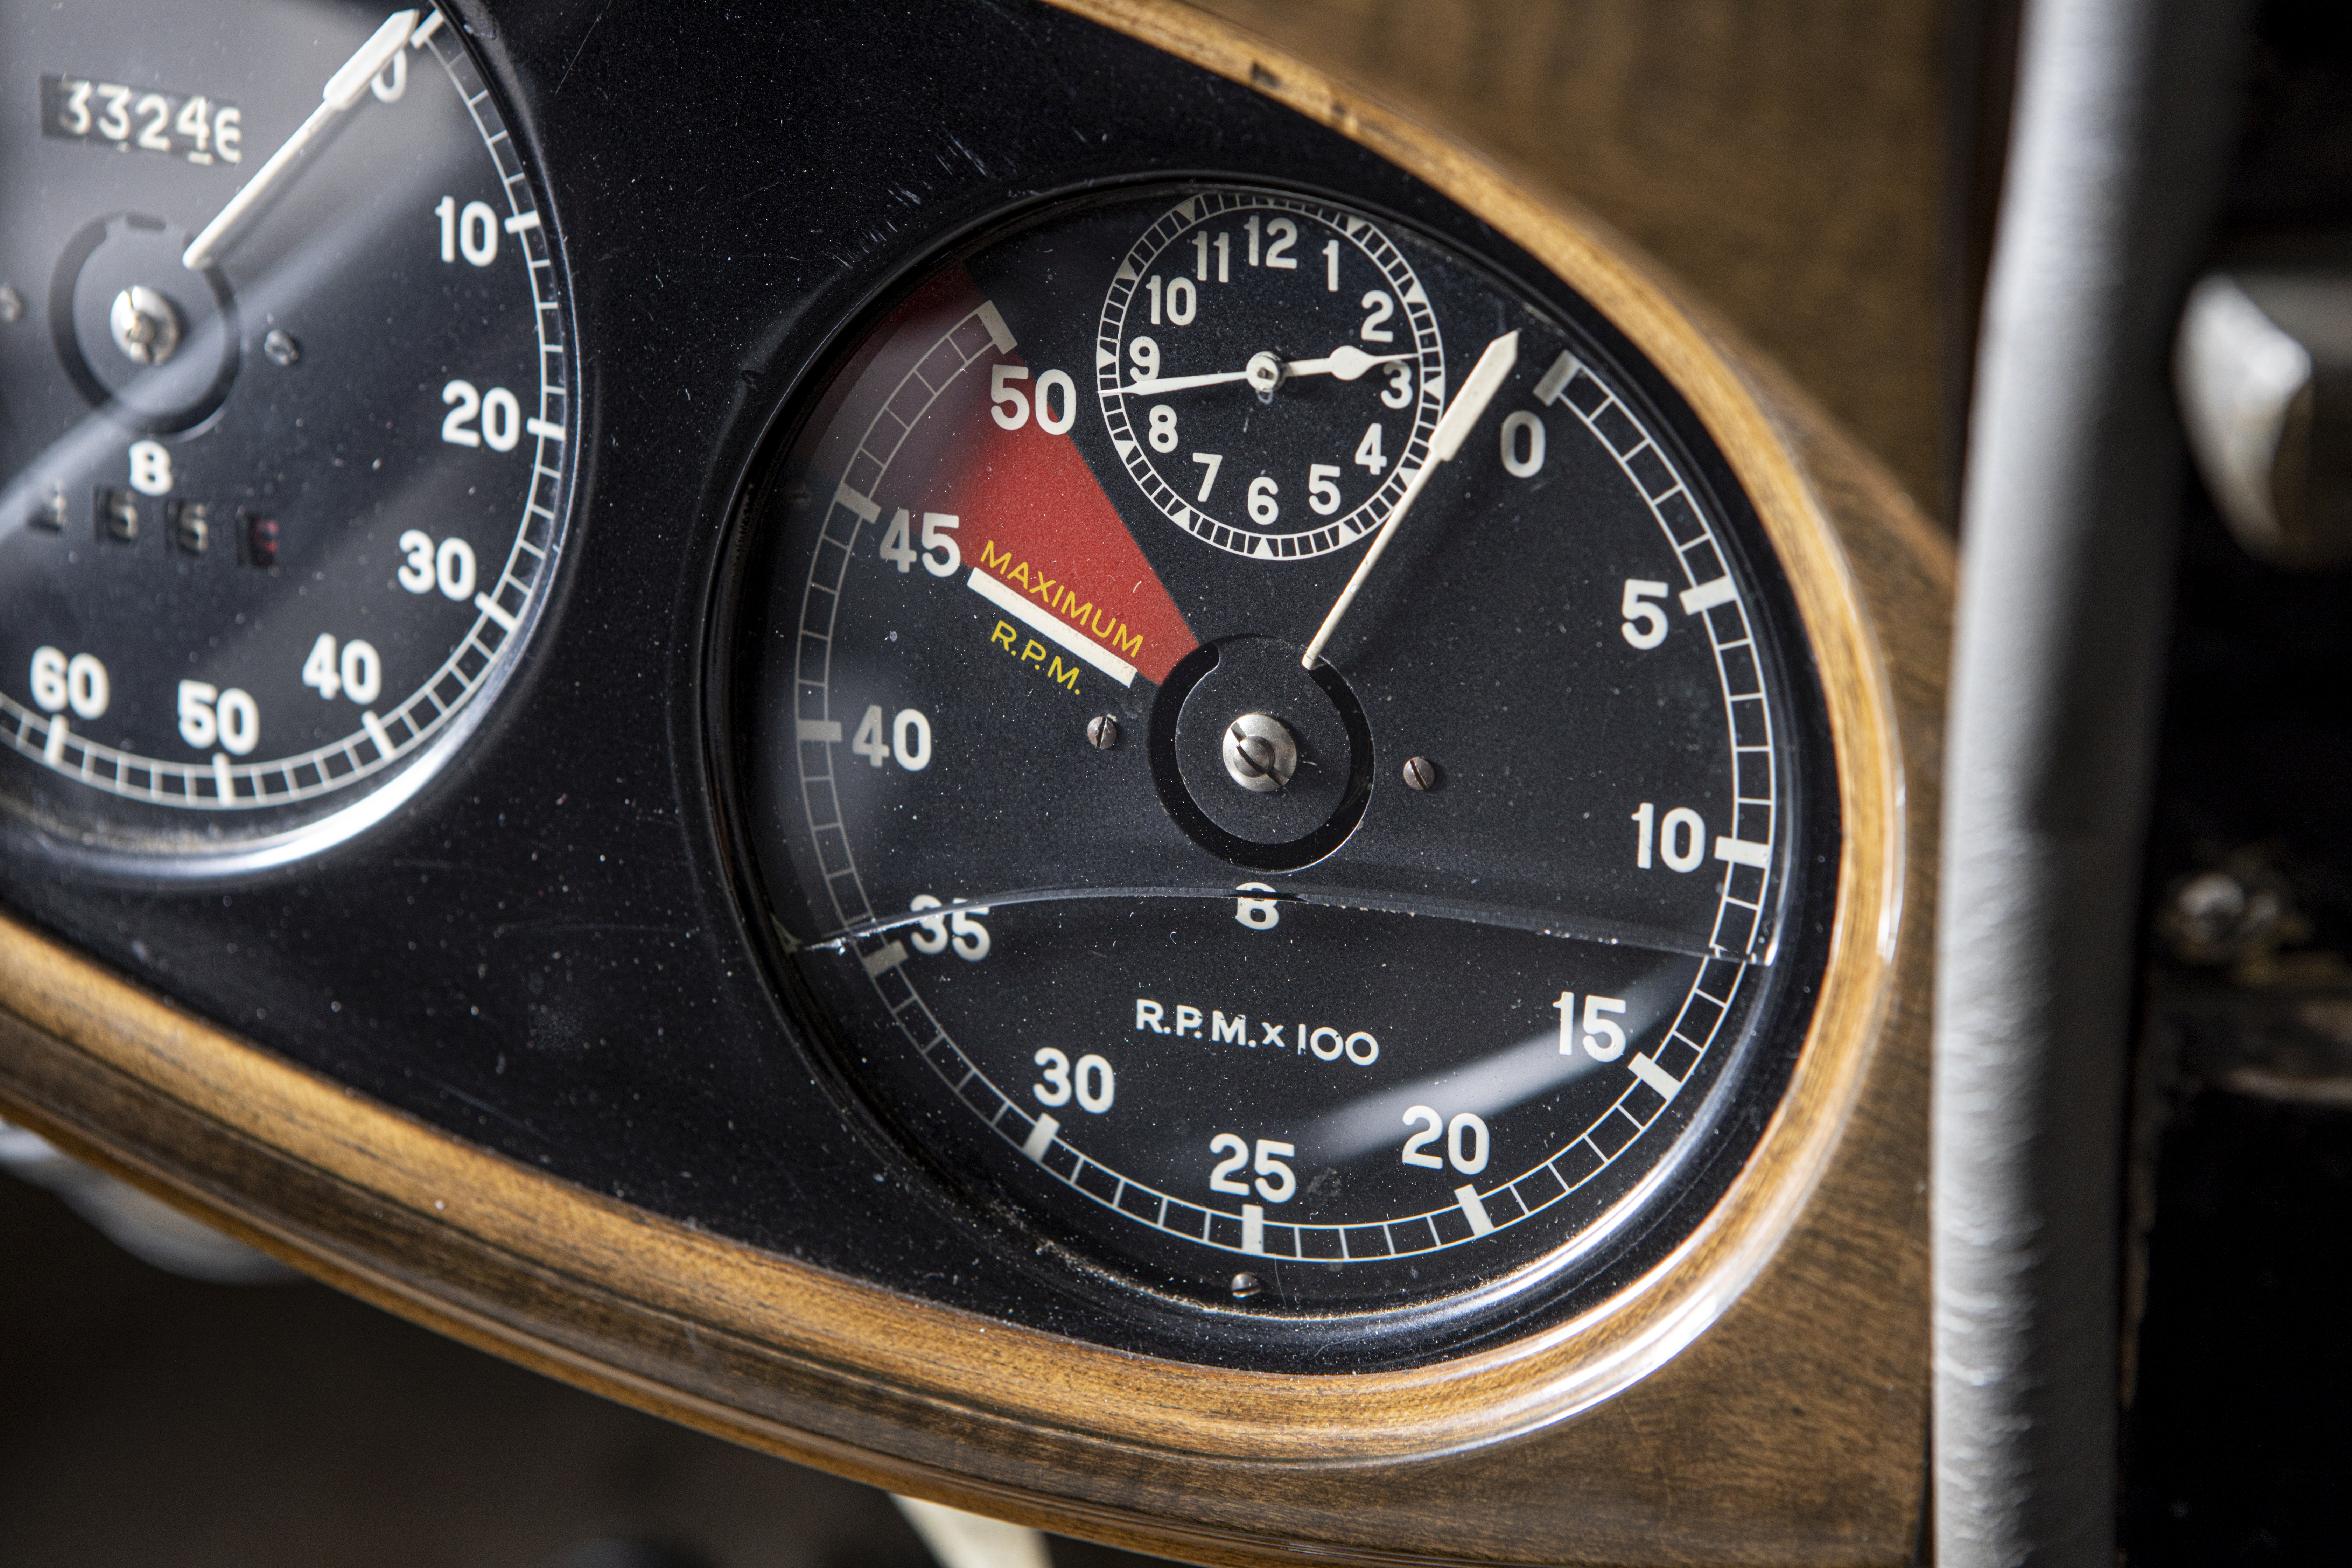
[1933,0,2247,1561]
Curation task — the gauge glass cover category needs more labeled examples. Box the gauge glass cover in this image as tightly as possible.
[0,0,572,864]
[727,185,1832,1347]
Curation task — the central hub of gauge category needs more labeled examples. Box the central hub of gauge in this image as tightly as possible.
[1152,636,1373,869]
[50,212,240,433]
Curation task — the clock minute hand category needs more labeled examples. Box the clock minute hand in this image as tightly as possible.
[1299,330,1520,671]
[182,9,418,271]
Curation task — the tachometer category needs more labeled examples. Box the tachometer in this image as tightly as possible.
[724,184,1831,1342]
[0,2,572,864]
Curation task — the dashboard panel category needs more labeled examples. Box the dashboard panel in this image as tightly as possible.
[0,3,1952,1563]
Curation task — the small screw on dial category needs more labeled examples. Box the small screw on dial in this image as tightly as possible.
[262,329,301,367]
[1230,1271,1262,1300]
[0,284,23,324]
[1086,714,1120,750]
[1402,755,1440,791]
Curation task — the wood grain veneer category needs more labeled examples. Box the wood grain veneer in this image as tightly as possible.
[0,3,1954,1562]
[1185,0,1961,524]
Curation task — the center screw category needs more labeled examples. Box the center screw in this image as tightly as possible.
[1245,349,1286,397]
[108,285,182,366]
[1222,713,1298,792]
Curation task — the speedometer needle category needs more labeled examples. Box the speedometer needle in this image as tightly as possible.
[1120,343,1410,396]
[1300,330,1520,670]
[182,9,418,271]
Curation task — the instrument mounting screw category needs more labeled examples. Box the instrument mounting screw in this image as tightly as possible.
[263,329,301,367]
[1230,1271,1261,1299]
[1087,715,1120,750]
[1402,755,1439,791]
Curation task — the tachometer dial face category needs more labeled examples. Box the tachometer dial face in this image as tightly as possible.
[727,186,1833,1335]
[0,1,572,863]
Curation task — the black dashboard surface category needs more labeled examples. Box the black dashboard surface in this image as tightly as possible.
[0,0,1825,1368]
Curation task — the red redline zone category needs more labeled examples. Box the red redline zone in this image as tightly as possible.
[813,266,1197,685]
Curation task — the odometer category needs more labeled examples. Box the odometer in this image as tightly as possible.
[0,2,572,863]
[726,185,1832,1341]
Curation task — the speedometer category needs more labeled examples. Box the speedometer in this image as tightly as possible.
[724,185,1834,1343]
[0,2,572,865]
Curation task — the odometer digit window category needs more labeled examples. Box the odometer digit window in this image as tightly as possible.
[726,185,1834,1351]
[0,2,573,863]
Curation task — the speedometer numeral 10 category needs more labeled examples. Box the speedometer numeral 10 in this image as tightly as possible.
[434,196,499,266]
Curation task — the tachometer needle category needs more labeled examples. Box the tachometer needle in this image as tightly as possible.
[182,9,418,271]
[1300,330,1520,670]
